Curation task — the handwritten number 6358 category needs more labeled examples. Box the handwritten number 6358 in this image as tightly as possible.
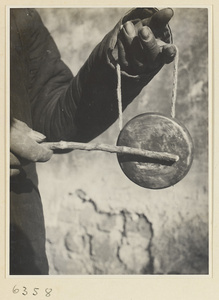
[13,285,52,297]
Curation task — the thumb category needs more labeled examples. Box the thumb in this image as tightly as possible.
[149,8,174,30]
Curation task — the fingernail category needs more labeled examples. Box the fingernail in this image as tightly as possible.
[166,8,174,18]
[139,26,152,40]
[163,44,176,56]
[29,130,46,142]
[162,44,176,63]
[123,21,135,36]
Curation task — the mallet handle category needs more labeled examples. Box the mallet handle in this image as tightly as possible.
[43,141,179,163]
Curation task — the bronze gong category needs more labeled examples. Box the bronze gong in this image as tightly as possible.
[117,113,194,189]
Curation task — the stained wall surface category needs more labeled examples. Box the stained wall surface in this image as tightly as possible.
[36,7,209,275]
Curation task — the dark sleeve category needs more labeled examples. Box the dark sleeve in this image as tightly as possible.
[13,8,171,142]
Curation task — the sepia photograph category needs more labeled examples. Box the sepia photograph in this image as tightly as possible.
[9,5,209,279]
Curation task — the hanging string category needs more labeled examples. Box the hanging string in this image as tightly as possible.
[171,46,179,118]
[116,63,123,131]
[115,24,124,132]
[116,46,179,125]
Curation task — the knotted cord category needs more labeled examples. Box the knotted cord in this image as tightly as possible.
[116,45,179,124]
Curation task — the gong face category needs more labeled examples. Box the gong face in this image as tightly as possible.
[117,113,194,189]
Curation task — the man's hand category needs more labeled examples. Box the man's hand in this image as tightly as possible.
[115,8,176,75]
[10,119,53,177]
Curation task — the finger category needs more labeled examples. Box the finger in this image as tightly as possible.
[117,21,136,71]
[121,22,148,73]
[162,44,176,64]
[10,152,21,167]
[28,129,47,143]
[122,21,136,41]
[133,18,151,35]
[117,22,138,73]
[10,168,21,177]
[149,8,174,31]
[28,143,53,162]
[139,26,160,63]
[20,140,53,162]
[117,38,129,71]
[141,17,151,27]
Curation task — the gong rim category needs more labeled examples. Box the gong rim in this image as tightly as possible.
[116,112,194,189]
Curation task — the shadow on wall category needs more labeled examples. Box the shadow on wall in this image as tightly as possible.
[36,7,209,275]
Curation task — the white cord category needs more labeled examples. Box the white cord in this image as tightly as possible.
[171,46,179,119]
[116,63,123,131]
